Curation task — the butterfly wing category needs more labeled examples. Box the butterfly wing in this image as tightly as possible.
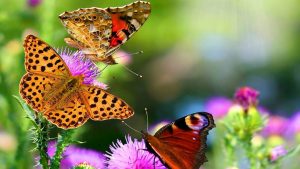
[20,35,71,112]
[80,85,134,120]
[20,73,64,112]
[23,35,71,76]
[144,112,215,169]
[59,8,112,58]
[59,1,151,63]
[105,1,151,54]
[43,92,89,129]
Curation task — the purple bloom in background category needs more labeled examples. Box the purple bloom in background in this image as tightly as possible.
[269,145,287,162]
[262,115,288,137]
[113,50,132,65]
[59,49,108,90]
[28,0,42,7]
[46,141,105,169]
[106,135,167,169]
[204,96,232,119]
[286,112,300,139]
[234,87,260,110]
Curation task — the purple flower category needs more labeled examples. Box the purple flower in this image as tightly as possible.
[47,141,105,169]
[59,49,108,90]
[234,87,260,110]
[28,0,42,7]
[286,112,300,139]
[262,115,288,137]
[105,135,167,169]
[204,96,232,119]
[269,145,287,162]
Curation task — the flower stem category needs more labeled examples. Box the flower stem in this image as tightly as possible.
[244,140,256,169]
[37,118,50,169]
[14,96,50,169]
[50,129,75,169]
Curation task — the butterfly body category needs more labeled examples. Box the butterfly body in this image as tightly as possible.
[142,112,215,169]
[42,75,83,109]
[19,35,134,129]
[59,1,151,64]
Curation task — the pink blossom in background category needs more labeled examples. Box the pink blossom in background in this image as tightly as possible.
[28,0,42,7]
[286,112,300,139]
[262,115,288,137]
[269,145,287,162]
[234,87,259,110]
[204,96,232,119]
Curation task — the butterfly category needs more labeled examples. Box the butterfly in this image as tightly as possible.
[142,112,215,169]
[59,1,151,65]
[19,35,134,129]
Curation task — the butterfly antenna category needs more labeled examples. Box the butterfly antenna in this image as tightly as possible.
[120,64,143,78]
[145,107,149,132]
[115,50,143,78]
[100,64,109,72]
[113,50,144,60]
[121,121,143,135]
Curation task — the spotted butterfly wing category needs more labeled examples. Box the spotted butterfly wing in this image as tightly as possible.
[59,1,151,64]
[19,35,134,129]
[142,112,215,169]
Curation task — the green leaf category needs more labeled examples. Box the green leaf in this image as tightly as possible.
[13,95,37,128]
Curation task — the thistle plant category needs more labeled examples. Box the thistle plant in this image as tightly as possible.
[218,87,300,169]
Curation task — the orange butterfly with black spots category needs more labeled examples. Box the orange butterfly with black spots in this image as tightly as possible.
[19,35,134,129]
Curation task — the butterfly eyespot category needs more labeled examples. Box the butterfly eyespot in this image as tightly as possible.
[73,18,80,22]
[92,15,97,20]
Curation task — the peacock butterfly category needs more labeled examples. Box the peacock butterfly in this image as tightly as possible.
[142,112,215,169]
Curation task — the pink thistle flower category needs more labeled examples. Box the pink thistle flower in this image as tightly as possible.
[105,135,167,169]
[46,141,105,169]
[269,145,287,162]
[58,49,108,90]
[204,96,232,119]
[234,87,260,110]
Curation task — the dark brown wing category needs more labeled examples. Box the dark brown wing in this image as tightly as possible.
[151,112,215,169]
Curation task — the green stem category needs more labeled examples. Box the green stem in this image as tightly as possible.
[50,129,74,169]
[244,138,256,169]
[37,118,50,169]
[14,96,50,169]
